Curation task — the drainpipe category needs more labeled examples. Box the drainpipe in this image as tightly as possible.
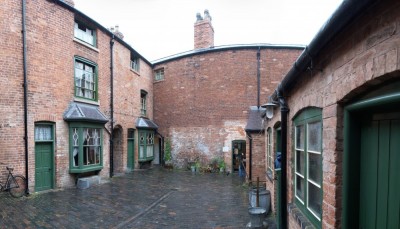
[257,47,260,108]
[156,131,164,166]
[22,0,30,195]
[276,84,289,229]
[109,35,115,177]
[246,131,252,181]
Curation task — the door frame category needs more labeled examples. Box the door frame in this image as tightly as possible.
[275,126,282,229]
[343,91,400,228]
[34,122,55,191]
[127,128,135,170]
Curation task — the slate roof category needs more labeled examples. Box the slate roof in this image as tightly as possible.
[245,106,266,132]
[136,117,158,130]
[64,102,108,124]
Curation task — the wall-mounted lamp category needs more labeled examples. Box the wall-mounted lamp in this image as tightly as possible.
[261,101,278,119]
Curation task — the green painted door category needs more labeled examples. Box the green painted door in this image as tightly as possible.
[35,142,53,191]
[127,129,135,170]
[359,113,400,229]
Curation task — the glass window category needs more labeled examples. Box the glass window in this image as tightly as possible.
[74,57,97,101]
[35,125,53,141]
[131,54,140,72]
[69,124,103,173]
[74,22,95,46]
[293,108,322,226]
[267,128,273,175]
[138,130,155,161]
[154,68,164,81]
[140,90,147,116]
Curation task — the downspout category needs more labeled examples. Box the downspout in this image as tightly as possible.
[246,131,252,181]
[257,47,260,108]
[109,35,115,177]
[22,0,30,195]
[277,85,289,229]
[156,131,164,166]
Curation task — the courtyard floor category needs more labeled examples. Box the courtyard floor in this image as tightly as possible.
[0,167,273,229]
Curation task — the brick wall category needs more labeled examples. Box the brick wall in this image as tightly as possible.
[154,48,302,170]
[247,132,265,182]
[265,0,400,228]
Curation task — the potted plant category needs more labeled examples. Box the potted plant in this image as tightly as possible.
[194,161,201,173]
[218,158,226,173]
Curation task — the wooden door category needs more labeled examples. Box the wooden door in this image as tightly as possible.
[359,113,400,228]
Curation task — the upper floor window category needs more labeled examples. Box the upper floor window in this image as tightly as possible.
[141,90,147,116]
[131,54,140,72]
[74,57,97,101]
[293,108,322,228]
[154,68,164,81]
[74,21,96,46]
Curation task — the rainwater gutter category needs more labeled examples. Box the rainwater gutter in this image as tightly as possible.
[22,0,30,195]
[257,47,260,108]
[109,35,114,178]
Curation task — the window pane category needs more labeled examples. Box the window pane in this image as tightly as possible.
[296,150,305,175]
[139,146,144,158]
[308,121,321,152]
[147,145,153,157]
[308,152,322,184]
[308,182,322,218]
[296,175,305,201]
[35,125,52,141]
[296,125,304,149]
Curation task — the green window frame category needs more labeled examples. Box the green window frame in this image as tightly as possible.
[131,54,140,72]
[69,122,103,173]
[154,68,164,81]
[293,108,323,228]
[266,128,273,179]
[138,130,154,161]
[74,56,98,101]
[74,21,96,47]
[140,90,147,116]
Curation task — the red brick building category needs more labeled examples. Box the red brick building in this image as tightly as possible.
[153,10,303,178]
[1,0,156,191]
[264,0,400,228]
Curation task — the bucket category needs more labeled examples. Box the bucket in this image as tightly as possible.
[249,188,270,214]
[248,207,266,228]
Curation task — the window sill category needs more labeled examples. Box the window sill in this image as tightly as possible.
[288,203,316,229]
[130,68,140,76]
[138,158,154,162]
[73,38,99,53]
[70,165,103,174]
[74,97,100,106]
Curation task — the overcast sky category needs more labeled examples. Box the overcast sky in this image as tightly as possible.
[73,0,343,61]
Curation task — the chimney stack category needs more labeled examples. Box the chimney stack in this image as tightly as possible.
[194,9,214,49]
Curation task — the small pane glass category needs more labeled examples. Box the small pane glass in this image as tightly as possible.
[308,121,322,152]
[308,182,322,219]
[296,150,305,175]
[308,153,322,184]
[296,175,305,201]
[296,125,304,149]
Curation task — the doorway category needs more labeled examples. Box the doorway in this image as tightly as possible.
[34,124,54,192]
[232,140,246,173]
[127,129,135,171]
[113,126,123,174]
[343,83,400,228]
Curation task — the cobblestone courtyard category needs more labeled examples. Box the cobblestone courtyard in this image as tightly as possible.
[0,167,254,228]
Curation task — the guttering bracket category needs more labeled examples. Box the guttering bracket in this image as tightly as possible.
[305,47,323,73]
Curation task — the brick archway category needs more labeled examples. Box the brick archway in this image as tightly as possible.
[112,126,124,174]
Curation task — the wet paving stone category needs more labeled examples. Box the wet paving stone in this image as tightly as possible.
[0,167,255,228]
